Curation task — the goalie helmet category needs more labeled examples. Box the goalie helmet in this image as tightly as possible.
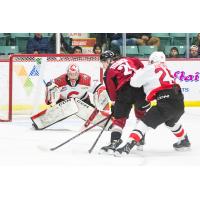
[67,63,80,80]
[149,51,166,64]
[100,50,115,62]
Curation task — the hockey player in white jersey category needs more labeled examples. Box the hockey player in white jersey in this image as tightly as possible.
[31,63,111,130]
[114,51,191,156]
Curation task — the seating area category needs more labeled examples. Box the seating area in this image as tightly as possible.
[121,45,186,58]
[0,33,198,57]
[0,33,7,46]
[118,33,198,58]
[0,33,53,55]
[0,46,19,55]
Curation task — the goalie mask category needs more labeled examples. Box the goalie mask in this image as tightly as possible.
[67,63,80,83]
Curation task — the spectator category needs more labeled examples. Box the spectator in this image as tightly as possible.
[93,44,102,54]
[48,33,72,54]
[72,46,82,54]
[189,45,200,58]
[26,33,49,54]
[169,47,180,58]
[136,33,160,47]
[90,33,107,51]
[192,33,200,55]
[108,33,160,54]
[108,33,139,52]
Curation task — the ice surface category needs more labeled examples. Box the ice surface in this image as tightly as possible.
[0,108,199,166]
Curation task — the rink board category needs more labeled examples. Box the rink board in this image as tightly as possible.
[0,58,200,115]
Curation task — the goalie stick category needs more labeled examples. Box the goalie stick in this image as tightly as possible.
[49,115,110,151]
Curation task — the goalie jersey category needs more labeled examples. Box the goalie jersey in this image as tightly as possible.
[45,73,102,105]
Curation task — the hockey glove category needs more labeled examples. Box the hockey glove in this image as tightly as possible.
[45,82,60,105]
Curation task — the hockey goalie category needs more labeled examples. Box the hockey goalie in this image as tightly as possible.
[31,62,112,130]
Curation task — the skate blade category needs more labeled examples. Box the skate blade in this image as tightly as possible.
[98,149,106,155]
[98,149,115,155]
[136,145,144,151]
[37,145,50,152]
[114,151,128,157]
[174,146,191,152]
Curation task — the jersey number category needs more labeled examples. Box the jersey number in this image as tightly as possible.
[155,67,174,85]
[111,59,133,76]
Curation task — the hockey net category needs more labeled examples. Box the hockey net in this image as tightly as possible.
[0,54,102,122]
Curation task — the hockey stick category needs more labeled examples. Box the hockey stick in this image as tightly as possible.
[88,113,113,154]
[49,116,110,151]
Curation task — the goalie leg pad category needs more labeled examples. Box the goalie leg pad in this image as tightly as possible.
[75,98,96,121]
[92,110,113,130]
[75,98,113,130]
[93,87,110,111]
[31,98,78,130]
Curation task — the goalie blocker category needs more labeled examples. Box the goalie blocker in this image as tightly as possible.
[31,98,112,130]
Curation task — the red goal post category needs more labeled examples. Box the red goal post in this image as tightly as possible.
[0,54,102,122]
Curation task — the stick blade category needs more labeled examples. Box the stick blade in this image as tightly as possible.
[37,145,51,152]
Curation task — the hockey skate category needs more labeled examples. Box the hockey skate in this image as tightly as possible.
[136,135,145,151]
[114,140,137,157]
[173,135,191,151]
[99,139,123,155]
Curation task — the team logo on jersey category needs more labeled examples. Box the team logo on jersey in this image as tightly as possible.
[157,95,170,100]
[60,86,67,92]
[82,74,88,80]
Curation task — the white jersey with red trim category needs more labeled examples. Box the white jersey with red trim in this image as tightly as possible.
[52,73,102,101]
[130,63,175,102]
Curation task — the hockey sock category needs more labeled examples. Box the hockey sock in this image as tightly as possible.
[129,130,144,143]
[167,124,186,140]
[111,131,122,142]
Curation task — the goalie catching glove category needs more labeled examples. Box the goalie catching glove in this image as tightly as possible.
[45,81,60,105]
[93,85,110,111]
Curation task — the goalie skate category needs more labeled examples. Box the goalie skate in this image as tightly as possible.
[31,98,78,130]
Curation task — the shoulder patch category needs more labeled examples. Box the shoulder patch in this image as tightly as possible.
[54,74,68,87]
[79,73,91,86]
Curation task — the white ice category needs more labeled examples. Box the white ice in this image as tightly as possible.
[0,108,199,166]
